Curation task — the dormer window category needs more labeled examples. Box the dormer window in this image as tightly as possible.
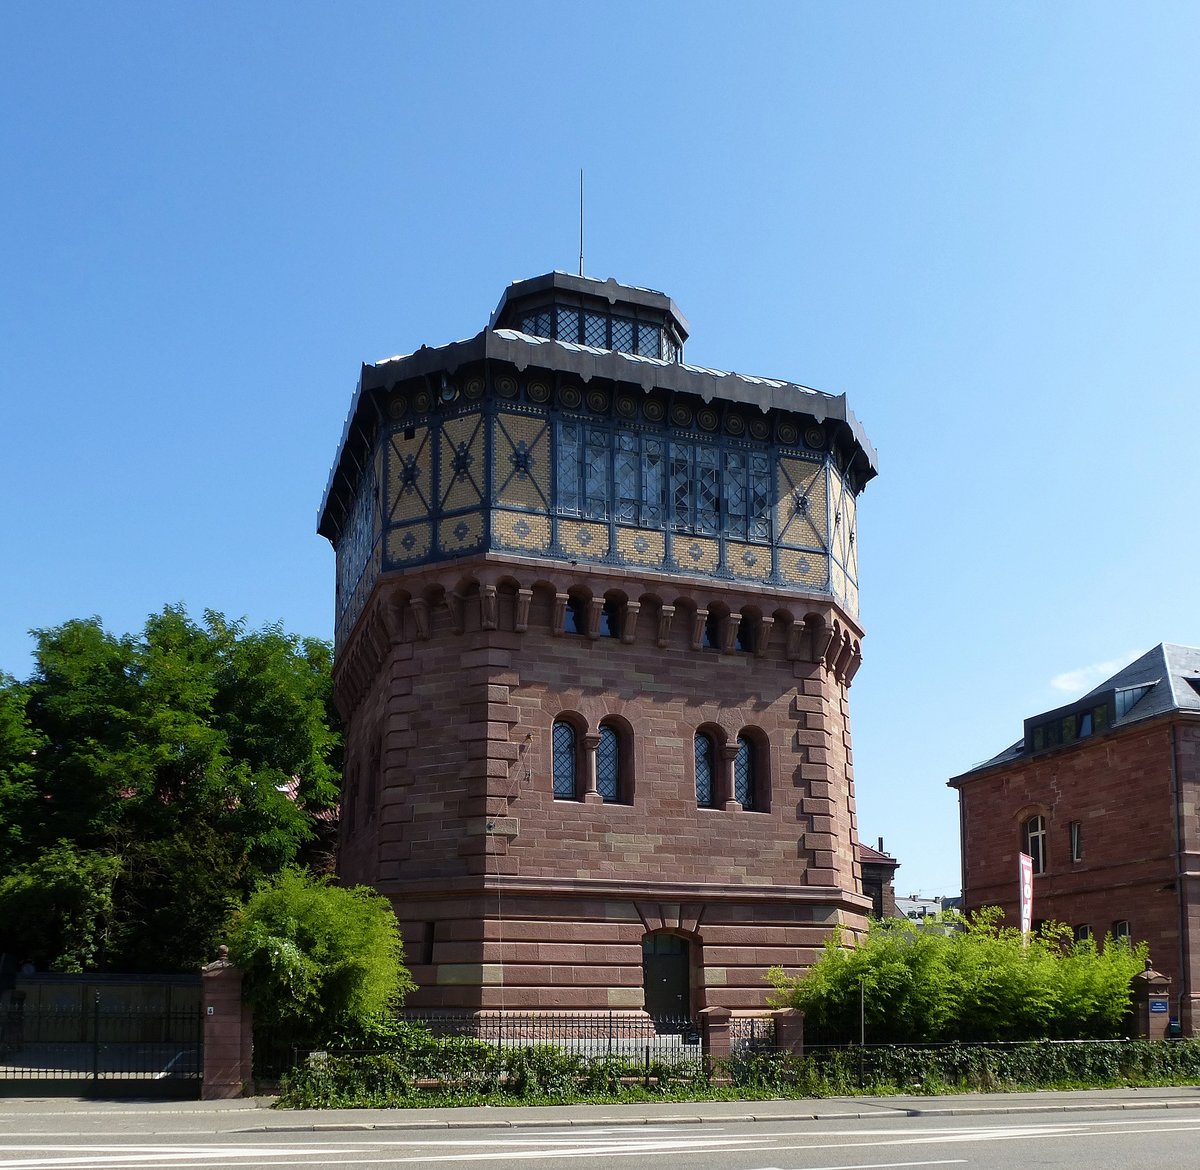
[1115,684,1154,719]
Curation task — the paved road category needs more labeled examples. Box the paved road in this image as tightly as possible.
[2,1089,1200,1169]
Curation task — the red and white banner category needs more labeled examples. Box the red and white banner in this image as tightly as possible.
[1018,851,1034,940]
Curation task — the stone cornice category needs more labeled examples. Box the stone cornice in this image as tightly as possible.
[333,554,865,718]
[370,870,872,912]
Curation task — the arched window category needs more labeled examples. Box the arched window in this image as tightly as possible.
[702,612,720,650]
[597,724,621,802]
[734,735,756,810]
[735,619,756,654]
[695,732,716,807]
[553,720,578,799]
[1023,814,1046,874]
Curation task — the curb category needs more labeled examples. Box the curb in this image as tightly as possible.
[242,1096,1200,1133]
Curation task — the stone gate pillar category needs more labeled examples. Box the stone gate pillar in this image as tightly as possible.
[773,1007,805,1054]
[1129,960,1172,1041]
[201,945,253,1099]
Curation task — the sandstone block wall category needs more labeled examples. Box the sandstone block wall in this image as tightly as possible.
[335,560,869,1013]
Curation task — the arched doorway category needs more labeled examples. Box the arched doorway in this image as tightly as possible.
[642,933,691,1019]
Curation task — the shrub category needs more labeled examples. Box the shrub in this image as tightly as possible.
[770,907,1148,1043]
[226,867,413,1050]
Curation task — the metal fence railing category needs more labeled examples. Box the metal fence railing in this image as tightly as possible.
[0,999,202,1084]
[400,1011,702,1059]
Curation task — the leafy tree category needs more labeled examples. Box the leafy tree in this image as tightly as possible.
[770,908,1148,1043]
[0,842,120,972]
[0,675,45,867]
[226,867,413,1047]
[0,607,341,972]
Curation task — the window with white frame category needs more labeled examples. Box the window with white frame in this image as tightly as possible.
[1023,814,1047,874]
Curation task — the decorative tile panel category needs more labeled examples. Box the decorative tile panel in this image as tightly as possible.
[494,510,551,552]
[670,534,719,574]
[387,425,433,524]
[559,520,610,559]
[829,469,859,618]
[778,548,829,590]
[776,456,827,550]
[616,527,665,567]
[387,522,432,564]
[439,415,485,513]
[438,512,484,555]
[726,540,773,581]
[493,412,551,509]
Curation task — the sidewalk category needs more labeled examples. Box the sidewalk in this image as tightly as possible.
[2,1085,1200,1134]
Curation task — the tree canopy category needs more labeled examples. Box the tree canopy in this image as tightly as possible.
[0,606,341,973]
[770,908,1148,1043]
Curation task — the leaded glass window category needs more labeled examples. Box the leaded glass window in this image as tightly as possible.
[521,310,551,338]
[636,322,660,358]
[557,307,580,343]
[615,431,639,522]
[670,448,691,530]
[584,311,607,348]
[597,725,620,802]
[557,422,581,515]
[553,721,577,799]
[696,446,719,533]
[734,735,755,809]
[695,733,715,807]
[725,450,748,538]
[748,455,771,541]
[553,423,775,546]
[611,317,634,353]
[584,426,610,518]
[642,438,665,525]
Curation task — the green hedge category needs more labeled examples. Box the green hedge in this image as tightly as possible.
[730,1040,1200,1095]
[276,1032,1200,1108]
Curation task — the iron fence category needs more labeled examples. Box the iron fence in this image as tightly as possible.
[0,998,202,1086]
[400,1011,702,1059]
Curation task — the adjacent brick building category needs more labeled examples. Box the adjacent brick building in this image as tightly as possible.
[857,839,899,920]
[318,271,878,1015]
[950,644,1200,1032]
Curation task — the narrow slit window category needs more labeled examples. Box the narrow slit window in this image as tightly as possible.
[553,721,578,799]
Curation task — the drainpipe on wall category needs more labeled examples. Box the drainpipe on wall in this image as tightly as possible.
[1170,723,1190,1033]
[956,786,968,910]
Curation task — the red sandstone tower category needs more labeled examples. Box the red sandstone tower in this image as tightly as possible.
[318,272,877,1014]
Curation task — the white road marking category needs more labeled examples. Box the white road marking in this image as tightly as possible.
[0,1148,335,1169]
[746,1163,966,1170]
[5,1115,1200,1169]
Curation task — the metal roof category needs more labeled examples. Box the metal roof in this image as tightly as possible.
[951,643,1200,780]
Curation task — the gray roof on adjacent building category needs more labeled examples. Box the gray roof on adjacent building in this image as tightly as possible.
[952,643,1200,781]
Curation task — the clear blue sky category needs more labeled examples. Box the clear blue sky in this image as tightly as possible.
[3,3,1197,898]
